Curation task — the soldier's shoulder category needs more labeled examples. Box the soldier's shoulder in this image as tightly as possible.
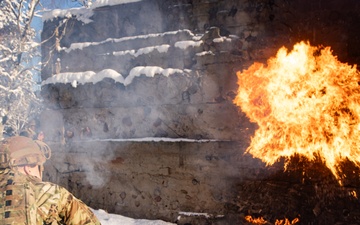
[32,180,68,195]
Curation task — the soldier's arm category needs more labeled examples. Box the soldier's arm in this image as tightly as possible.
[58,187,101,225]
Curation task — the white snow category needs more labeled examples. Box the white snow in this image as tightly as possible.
[42,0,143,23]
[126,66,183,85]
[174,40,203,49]
[91,0,142,8]
[112,44,170,57]
[62,30,198,53]
[92,209,226,225]
[196,51,215,56]
[213,37,232,43]
[74,137,220,143]
[42,8,92,24]
[41,28,214,87]
[41,67,185,87]
[93,209,175,225]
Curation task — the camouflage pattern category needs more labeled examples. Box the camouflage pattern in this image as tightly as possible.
[0,136,48,169]
[0,168,101,225]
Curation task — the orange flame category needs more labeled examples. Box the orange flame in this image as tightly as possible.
[275,218,300,225]
[245,215,299,225]
[234,41,360,182]
[245,215,267,224]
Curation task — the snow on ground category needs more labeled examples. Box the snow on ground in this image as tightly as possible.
[93,209,176,225]
[92,209,224,225]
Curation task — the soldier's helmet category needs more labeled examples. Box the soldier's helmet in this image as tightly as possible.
[0,136,51,169]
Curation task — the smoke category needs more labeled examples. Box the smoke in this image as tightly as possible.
[82,158,109,188]
[80,141,114,188]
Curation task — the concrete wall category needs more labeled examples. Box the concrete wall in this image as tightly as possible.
[43,140,266,223]
[40,0,360,224]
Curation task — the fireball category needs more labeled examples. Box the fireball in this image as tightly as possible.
[234,41,360,182]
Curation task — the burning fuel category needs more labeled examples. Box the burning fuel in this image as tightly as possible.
[234,41,360,183]
[244,215,266,224]
[245,215,299,225]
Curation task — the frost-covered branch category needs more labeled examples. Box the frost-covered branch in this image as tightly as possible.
[0,0,42,137]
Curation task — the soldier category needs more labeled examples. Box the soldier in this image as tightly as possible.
[0,136,101,225]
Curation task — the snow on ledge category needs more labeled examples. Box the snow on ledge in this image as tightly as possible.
[61,29,199,53]
[99,137,221,143]
[174,40,203,49]
[91,0,143,8]
[112,44,171,57]
[41,67,188,87]
[47,137,225,144]
[42,0,143,23]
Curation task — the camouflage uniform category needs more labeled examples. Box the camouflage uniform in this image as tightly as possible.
[0,136,101,225]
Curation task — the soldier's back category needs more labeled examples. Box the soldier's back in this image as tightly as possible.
[0,169,38,224]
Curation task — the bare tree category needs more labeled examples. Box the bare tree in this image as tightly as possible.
[0,0,42,138]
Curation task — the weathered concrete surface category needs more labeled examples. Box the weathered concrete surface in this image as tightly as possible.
[43,140,262,223]
[40,0,360,224]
